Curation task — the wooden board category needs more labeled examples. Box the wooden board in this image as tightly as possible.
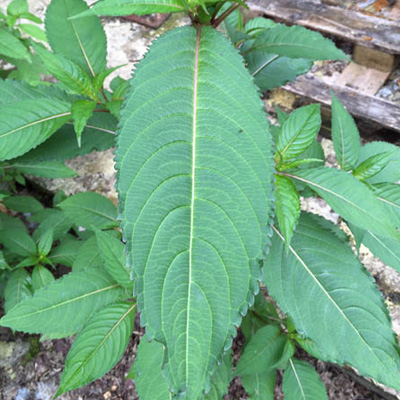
[248,0,400,54]
[282,73,400,132]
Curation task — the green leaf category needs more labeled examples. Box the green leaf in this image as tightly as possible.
[18,23,47,42]
[0,98,72,161]
[330,91,360,171]
[57,302,135,395]
[0,29,31,60]
[3,195,44,213]
[48,238,83,267]
[11,160,77,178]
[252,24,349,60]
[33,210,73,241]
[1,228,36,257]
[264,213,400,390]
[133,340,172,400]
[275,105,288,125]
[78,0,186,17]
[276,104,321,162]
[241,370,276,400]
[71,100,96,145]
[375,183,400,226]
[34,45,95,97]
[45,0,107,77]
[0,213,27,233]
[59,192,118,230]
[274,175,300,246]
[17,113,117,162]
[282,358,328,400]
[4,268,32,313]
[354,152,393,181]
[204,351,232,400]
[235,325,288,376]
[7,0,28,16]
[72,236,102,272]
[31,265,55,291]
[37,229,54,256]
[116,26,274,398]
[19,12,42,24]
[358,141,400,184]
[288,167,400,239]
[96,230,132,288]
[0,270,125,336]
[296,139,325,170]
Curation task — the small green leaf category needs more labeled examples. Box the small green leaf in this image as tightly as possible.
[3,195,44,213]
[0,29,31,60]
[106,100,123,118]
[37,229,54,256]
[96,230,132,288]
[236,325,288,376]
[72,236,102,272]
[15,255,39,269]
[276,104,321,162]
[59,192,118,230]
[19,12,42,23]
[0,270,125,337]
[354,152,393,181]
[11,160,76,178]
[31,265,55,291]
[275,175,300,246]
[71,100,96,146]
[7,0,28,17]
[275,105,288,125]
[57,302,135,396]
[288,167,400,239]
[4,268,32,313]
[0,251,10,270]
[48,238,83,267]
[33,210,73,241]
[93,65,124,94]
[241,370,276,400]
[45,0,107,77]
[204,351,232,400]
[18,23,47,42]
[283,358,328,400]
[1,228,36,257]
[252,24,349,60]
[330,91,360,171]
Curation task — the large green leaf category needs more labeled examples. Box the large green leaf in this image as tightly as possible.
[330,92,360,171]
[264,213,400,390]
[282,358,328,400]
[80,0,186,17]
[45,0,107,77]
[0,29,30,60]
[252,25,348,60]
[287,167,400,239]
[57,302,135,395]
[116,26,274,399]
[0,98,71,161]
[4,268,32,313]
[0,270,125,336]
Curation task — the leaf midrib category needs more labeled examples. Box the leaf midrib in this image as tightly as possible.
[289,359,306,400]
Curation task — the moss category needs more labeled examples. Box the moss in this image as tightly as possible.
[23,336,40,365]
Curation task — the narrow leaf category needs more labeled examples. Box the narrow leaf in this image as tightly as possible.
[264,213,400,390]
[330,91,360,171]
[354,151,393,181]
[4,268,32,313]
[282,358,328,400]
[59,192,118,230]
[45,0,107,76]
[37,229,54,256]
[12,160,77,178]
[57,302,135,395]
[0,270,125,336]
[71,100,96,145]
[116,26,274,399]
[287,167,400,239]
[0,98,71,161]
[18,24,47,42]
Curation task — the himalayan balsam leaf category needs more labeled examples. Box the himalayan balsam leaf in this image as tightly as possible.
[264,213,400,390]
[354,152,393,181]
[45,0,107,77]
[4,269,32,313]
[274,174,300,246]
[0,99,72,161]
[331,92,360,171]
[375,183,400,227]
[33,210,73,241]
[116,26,274,399]
[7,0,28,16]
[204,351,232,400]
[80,0,186,17]
[11,160,76,178]
[3,195,44,213]
[31,265,55,291]
[57,302,135,396]
[288,167,400,239]
[275,106,288,126]
[253,25,349,60]
[0,29,30,60]
[282,358,328,400]
[48,238,83,267]
[0,270,125,337]
[37,229,54,256]
[241,370,276,400]
[1,228,36,257]
[71,100,97,145]
[276,104,321,161]
[72,236,102,272]
[58,192,118,230]
[235,325,287,376]
[96,230,132,288]
[18,24,47,42]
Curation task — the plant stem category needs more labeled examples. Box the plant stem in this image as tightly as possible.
[213,3,240,28]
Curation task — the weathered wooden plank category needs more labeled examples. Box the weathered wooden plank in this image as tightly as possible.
[248,0,400,54]
[282,73,400,132]
[353,45,397,72]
